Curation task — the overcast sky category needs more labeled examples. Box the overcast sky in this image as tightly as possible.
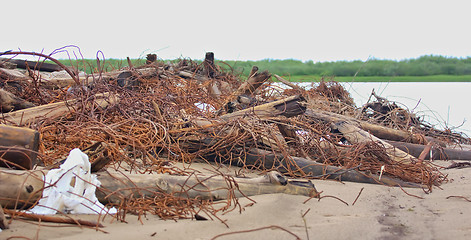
[3,0,470,62]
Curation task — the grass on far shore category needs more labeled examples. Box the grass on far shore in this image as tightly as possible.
[52,59,471,82]
[280,75,471,82]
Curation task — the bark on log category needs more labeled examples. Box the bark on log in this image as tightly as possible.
[0,89,36,112]
[305,108,428,144]
[242,148,421,188]
[0,125,39,170]
[332,121,417,164]
[1,92,116,126]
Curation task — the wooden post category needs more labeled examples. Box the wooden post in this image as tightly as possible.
[203,52,216,78]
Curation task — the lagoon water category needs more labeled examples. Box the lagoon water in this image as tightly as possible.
[294,82,471,136]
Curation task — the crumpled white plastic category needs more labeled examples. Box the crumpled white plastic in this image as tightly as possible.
[30,148,116,215]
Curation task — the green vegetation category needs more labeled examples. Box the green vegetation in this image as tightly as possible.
[53,55,471,82]
[55,58,147,73]
[283,75,471,82]
[221,55,471,77]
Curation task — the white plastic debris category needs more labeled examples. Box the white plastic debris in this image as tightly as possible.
[30,148,116,215]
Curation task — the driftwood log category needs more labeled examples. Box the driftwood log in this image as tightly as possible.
[220,95,306,121]
[220,66,271,114]
[0,57,63,72]
[0,125,39,170]
[0,89,35,112]
[332,121,417,164]
[241,148,421,188]
[0,203,8,230]
[386,140,471,161]
[1,92,116,126]
[305,109,428,144]
[0,168,318,209]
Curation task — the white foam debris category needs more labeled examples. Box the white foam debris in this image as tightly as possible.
[30,148,116,215]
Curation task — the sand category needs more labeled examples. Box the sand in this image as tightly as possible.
[2,161,471,240]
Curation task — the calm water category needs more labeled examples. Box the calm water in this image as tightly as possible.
[294,82,471,136]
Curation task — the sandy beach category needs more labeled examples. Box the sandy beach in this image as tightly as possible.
[1,160,470,240]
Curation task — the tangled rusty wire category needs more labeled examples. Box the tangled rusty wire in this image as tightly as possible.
[0,49,460,221]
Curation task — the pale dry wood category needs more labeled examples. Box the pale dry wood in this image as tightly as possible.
[244,148,422,188]
[0,169,45,208]
[96,170,318,203]
[386,140,471,161]
[0,203,8,229]
[0,68,28,80]
[305,108,427,144]
[273,74,303,91]
[1,92,116,126]
[220,95,306,121]
[0,88,35,112]
[0,124,40,169]
[219,66,271,114]
[333,121,417,164]
[0,168,317,209]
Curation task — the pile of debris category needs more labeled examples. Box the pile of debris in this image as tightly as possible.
[0,51,469,228]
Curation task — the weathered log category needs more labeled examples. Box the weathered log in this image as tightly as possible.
[0,168,318,209]
[0,57,63,72]
[220,95,306,121]
[0,68,28,80]
[96,170,318,204]
[220,66,271,114]
[332,121,416,164]
[1,52,79,85]
[242,148,421,188]
[178,71,208,83]
[1,92,116,126]
[0,203,8,230]
[0,169,45,208]
[0,60,17,69]
[187,96,306,152]
[304,108,428,144]
[386,140,471,161]
[273,74,303,91]
[0,125,39,170]
[0,89,36,112]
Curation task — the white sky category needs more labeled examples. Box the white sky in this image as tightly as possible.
[3,0,470,62]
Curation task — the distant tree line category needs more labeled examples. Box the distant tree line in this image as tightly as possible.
[222,55,471,77]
